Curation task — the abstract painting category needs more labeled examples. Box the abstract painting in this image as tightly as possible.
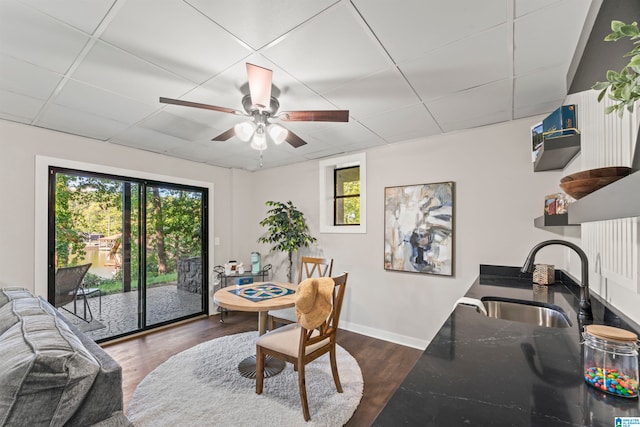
[384,182,454,276]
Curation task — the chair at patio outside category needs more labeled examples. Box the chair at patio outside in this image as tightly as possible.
[54,263,97,322]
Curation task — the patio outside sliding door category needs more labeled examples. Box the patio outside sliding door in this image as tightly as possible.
[48,168,208,342]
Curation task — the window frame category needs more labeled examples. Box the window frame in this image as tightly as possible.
[34,156,215,311]
[319,153,366,234]
[333,165,361,226]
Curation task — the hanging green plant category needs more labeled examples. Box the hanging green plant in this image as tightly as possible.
[592,20,640,117]
[257,200,316,282]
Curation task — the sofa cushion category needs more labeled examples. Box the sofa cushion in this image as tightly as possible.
[0,302,100,426]
[0,295,57,336]
[0,287,35,309]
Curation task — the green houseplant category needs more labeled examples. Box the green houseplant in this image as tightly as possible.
[592,20,640,117]
[258,200,317,282]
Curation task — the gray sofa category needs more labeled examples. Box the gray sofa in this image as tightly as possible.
[0,287,131,426]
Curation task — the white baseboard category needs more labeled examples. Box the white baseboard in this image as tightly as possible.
[339,320,429,350]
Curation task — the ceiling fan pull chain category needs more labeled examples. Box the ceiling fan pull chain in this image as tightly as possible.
[259,151,263,168]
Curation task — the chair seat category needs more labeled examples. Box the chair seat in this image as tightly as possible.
[256,323,329,358]
[78,287,100,297]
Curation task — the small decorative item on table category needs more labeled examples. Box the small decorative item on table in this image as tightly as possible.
[235,277,253,287]
[533,264,555,285]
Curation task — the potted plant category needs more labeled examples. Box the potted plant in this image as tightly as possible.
[592,20,640,117]
[258,200,317,282]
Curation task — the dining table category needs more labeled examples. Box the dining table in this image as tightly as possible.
[213,281,297,378]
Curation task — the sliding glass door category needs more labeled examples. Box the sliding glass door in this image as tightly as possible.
[48,168,207,342]
[144,184,204,327]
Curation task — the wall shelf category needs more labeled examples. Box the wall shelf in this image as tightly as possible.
[534,214,578,228]
[568,171,640,223]
[533,133,581,172]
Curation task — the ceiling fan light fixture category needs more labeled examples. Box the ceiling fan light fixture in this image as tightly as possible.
[268,123,288,145]
[250,131,267,151]
[234,121,255,142]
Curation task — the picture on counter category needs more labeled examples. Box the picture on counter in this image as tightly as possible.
[384,182,454,276]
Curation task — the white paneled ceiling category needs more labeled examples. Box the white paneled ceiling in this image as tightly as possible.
[0,0,596,171]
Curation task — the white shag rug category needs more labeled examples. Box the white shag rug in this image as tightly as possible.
[127,331,363,426]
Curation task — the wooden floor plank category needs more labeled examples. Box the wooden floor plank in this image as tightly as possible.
[102,312,422,426]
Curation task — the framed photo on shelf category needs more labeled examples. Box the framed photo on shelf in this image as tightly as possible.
[384,182,454,276]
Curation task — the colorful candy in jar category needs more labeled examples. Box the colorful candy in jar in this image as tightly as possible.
[584,367,638,397]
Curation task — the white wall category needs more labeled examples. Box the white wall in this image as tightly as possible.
[0,120,234,312]
[5,112,634,349]
[234,117,565,348]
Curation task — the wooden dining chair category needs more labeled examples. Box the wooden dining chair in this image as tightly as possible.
[256,272,348,421]
[268,256,333,330]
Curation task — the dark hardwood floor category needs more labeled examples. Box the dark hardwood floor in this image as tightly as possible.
[102,311,422,426]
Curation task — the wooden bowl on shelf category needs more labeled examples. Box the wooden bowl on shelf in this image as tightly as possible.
[559,176,626,199]
[560,166,631,183]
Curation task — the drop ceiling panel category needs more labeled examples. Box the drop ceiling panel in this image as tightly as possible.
[359,104,441,143]
[17,0,115,34]
[166,141,223,163]
[54,80,157,124]
[515,0,564,18]
[101,0,251,84]
[140,111,217,142]
[71,41,194,104]
[37,104,129,141]
[514,0,591,76]
[514,66,568,113]
[262,3,392,94]
[427,80,512,133]
[514,98,563,120]
[0,54,63,100]
[306,120,383,148]
[322,66,419,119]
[110,127,188,153]
[0,0,89,73]
[0,89,46,121]
[351,0,507,63]
[400,26,509,102]
[186,0,340,50]
[302,146,346,160]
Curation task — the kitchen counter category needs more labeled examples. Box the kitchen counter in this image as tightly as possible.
[373,265,640,426]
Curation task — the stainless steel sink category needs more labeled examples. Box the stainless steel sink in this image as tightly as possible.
[480,297,572,328]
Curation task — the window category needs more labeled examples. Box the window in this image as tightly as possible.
[319,153,366,234]
[334,166,360,225]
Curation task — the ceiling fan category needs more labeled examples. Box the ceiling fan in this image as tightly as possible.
[160,63,349,151]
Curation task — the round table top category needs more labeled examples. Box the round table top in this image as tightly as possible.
[213,281,296,312]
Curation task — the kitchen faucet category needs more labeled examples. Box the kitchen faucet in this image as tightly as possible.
[521,239,593,321]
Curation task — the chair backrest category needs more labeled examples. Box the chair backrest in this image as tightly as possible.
[54,263,92,308]
[299,272,348,350]
[297,256,334,283]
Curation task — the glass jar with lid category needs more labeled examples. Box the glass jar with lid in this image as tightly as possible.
[583,324,638,398]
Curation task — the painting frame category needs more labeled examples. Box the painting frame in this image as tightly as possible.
[384,181,455,276]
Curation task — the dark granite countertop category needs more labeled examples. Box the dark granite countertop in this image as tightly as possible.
[373,265,640,426]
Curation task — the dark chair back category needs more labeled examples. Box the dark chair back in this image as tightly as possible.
[54,263,92,308]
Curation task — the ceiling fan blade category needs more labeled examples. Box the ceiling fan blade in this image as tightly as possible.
[212,127,236,141]
[278,110,349,122]
[160,97,243,115]
[284,129,307,148]
[246,63,272,110]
